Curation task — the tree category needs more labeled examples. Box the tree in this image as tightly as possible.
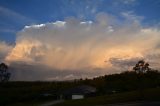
[133,60,150,73]
[0,63,11,82]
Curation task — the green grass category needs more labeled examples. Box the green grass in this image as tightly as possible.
[54,87,160,106]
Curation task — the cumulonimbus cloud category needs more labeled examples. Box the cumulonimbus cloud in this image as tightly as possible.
[1,13,160,81]
[0,41,13,62]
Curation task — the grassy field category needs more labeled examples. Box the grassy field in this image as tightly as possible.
[1,71,160,105]
[54,87,160,106]
[0,81,76,105]
[2,86,160,106]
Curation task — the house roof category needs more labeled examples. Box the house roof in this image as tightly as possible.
[63,85,96,95]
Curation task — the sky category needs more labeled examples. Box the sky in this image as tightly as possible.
[0,0,160,81]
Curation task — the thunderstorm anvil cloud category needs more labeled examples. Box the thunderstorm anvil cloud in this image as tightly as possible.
[1,13,160,81]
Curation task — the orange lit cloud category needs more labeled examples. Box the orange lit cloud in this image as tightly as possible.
[2,13,160,80]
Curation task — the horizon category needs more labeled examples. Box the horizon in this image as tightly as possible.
[0,0,160,81]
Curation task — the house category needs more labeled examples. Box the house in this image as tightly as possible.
[62,85,96,100]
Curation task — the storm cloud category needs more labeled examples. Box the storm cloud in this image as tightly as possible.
[1,13,160,81]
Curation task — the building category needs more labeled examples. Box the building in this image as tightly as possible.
[62,85,97,100]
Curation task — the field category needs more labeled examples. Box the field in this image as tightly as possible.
[0,71,160,106]
[54,87,160,106]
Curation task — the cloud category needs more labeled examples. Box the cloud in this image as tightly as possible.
[9,61,103,81]
[112,0,137,8]
[109,57,142,70]
[121,0,136,4]
[0,28,16,33]
[0,6,35,24]
[121,11,144,23]
[115,0,137,5]
[2,13,160,81]
[0,41,13,62]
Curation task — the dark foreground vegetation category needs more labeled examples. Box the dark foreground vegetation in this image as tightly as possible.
[0,70,160,105]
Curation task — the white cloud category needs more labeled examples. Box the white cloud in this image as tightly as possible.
[24,21,66,29]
